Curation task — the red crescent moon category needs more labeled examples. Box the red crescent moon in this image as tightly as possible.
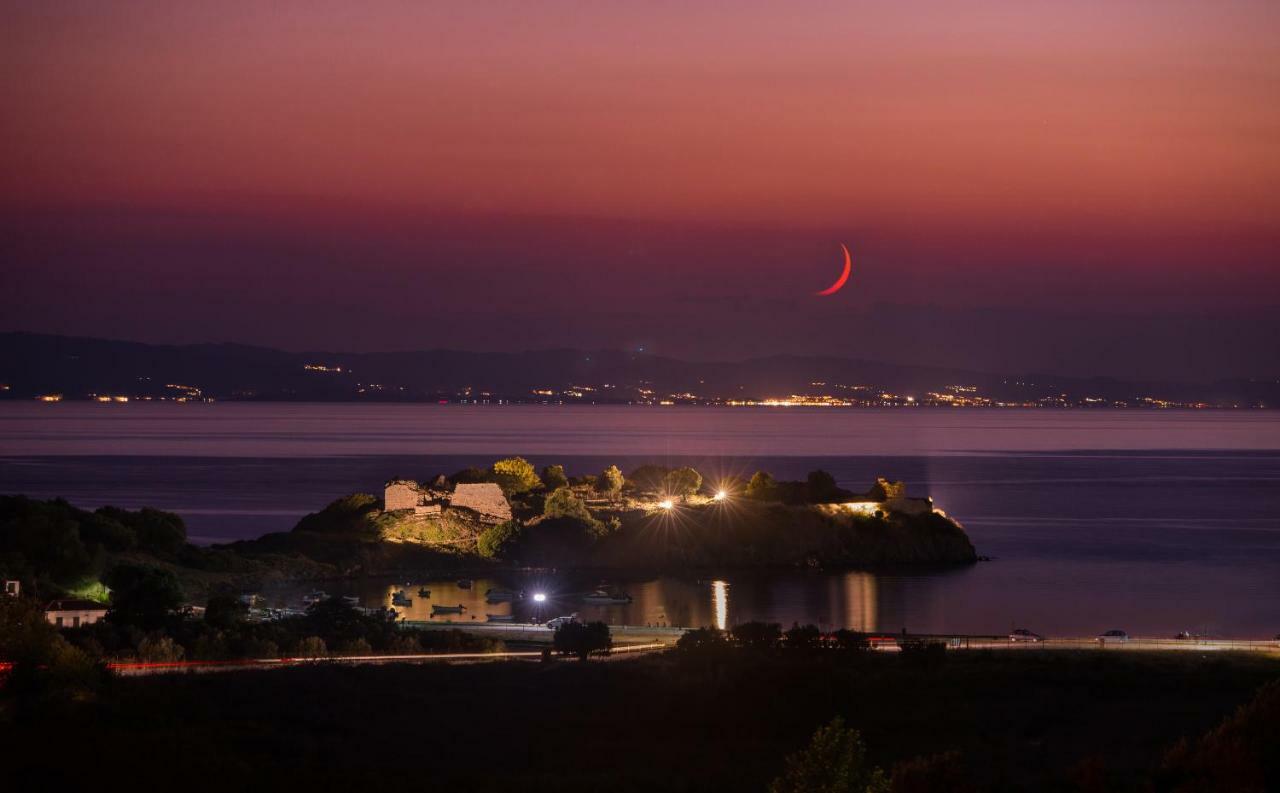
[815,244,852,296]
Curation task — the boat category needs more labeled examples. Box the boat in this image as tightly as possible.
[581,589,633,605]
[417,587,431,598]
[431,603,467,615]
[301,590,328,605]
[484,588,524,603]
[486,614,515,623]
[391,591,412,607]
[341,595,360,607]
[456,579,473,589]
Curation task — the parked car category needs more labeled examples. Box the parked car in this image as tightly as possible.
[1097,629,1129,643]
[545,615,579,630]
[1008,628,1044,643]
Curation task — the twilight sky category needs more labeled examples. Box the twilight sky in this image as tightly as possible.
[2,1,1278,380]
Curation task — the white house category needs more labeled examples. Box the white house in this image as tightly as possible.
[45,598,109,629]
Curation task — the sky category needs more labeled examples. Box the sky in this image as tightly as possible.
[2,1,1278,380]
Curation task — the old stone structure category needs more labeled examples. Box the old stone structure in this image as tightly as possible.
[383,479,509,523]
[450,482,513,523]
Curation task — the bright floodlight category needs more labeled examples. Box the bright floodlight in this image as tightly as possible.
[714,490,728,501]
[533,592,547,603]
[658,499,674,510]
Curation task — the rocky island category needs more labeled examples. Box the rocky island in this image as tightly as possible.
[1,459,976,603]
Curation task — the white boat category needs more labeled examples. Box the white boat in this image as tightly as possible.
[581,589,632,605]
[431,603,467,615]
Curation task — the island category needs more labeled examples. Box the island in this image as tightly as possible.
[1,458,974,604]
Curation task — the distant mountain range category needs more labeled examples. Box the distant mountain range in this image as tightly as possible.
[0,332,1274,407]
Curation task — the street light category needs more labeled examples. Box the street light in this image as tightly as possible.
[532,592,547,603]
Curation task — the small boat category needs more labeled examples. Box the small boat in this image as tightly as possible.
[418,587,431,598]
[581,589,632,605]
[391,591,412,607]
[486,614,515,623]
[301,590,328,605]
[485,588,524,603]
[431,603,467,615]
[456,579,473,589]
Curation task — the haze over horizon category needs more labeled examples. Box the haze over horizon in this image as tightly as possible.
[3,2,1278,380]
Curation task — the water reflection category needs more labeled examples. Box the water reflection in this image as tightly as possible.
[712,580,728,630]
[267,569,940,633]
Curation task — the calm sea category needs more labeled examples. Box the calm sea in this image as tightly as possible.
[2,403,1278,637]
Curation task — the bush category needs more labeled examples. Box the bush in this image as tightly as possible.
[492,457,541,494]
[337,637,374,656]
[294,636,328,658]
[899,640,947,666]
[626,465,671,491]
[784,623,823,651]
[597,465,625,499]
[664,467,703,500]
[676,627,731,655]
[204,594,249,630]
[806,470,840,503]
[553,621,612,661]
[747,471,779,500]
[731,621,782,651]
[137,634,185,663]
[543,487,594,523]
[770,716,889,793]
[832,630,871,653]
[540,464,569,490]
[477,520,522,558]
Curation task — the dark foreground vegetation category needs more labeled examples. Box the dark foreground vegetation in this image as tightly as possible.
[2,620,1277,792]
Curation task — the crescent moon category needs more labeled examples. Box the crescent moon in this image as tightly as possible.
[815,244,852,296]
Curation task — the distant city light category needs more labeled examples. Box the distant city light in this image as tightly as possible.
[713,490,728,501]
[532,592,547,603]
[658,499,674,510]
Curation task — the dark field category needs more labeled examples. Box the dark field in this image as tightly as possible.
[7,650,1278,792]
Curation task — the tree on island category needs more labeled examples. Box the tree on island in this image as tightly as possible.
[597,465,625,501]
[769,717,889,793]
[553,620,612,661]
[664,467,703,501]
[540,464,569,491]
[746,471,779,501]
[543,487,597,525]
[806,470,841,503]
[492,457,541,494]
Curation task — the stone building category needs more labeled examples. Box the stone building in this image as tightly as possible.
[383,479,509,522]
[449,482,513,523]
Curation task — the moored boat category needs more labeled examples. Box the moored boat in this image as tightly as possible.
[391,591,412,607]
[485,588,524,603]
[418,587,431,598]
[581,589,632,605]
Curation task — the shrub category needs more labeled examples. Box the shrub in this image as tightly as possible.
[137,634,185,663]
[553,620,612,661]
[899,640,947,665]
[294,636,328,658]
[626,465,671,491]
[543,487,594,523]
[540,464,569,490]
[806,470,840,503]
[676,627,731,655]
[747,471,779,500]
[492,457,541,494]
[784,623,823,651]
[597,465,625,499]
[337,637,373,656]
[731,621,782,650]
[664,467,703,500]
[477,520,522,558]
[770,716,889,793]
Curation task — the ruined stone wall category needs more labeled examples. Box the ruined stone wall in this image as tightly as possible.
[384,480,425,512]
